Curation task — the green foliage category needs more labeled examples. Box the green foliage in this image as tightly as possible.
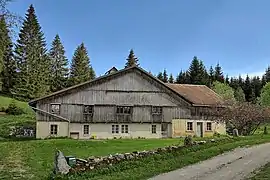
[168,73,174,83]
[264,126,268,135]
[175,70,190,84]
[69,43,95,86]
[244,75,256,102]
[125,49,139,68]
[184,135,193,146]
[156,72,163,81]
[212,81,236,103]
[214,63,224,83]
[5,100,24,115]
[162,69,168,83]
[234,86,245,102]
[188,56,209,85]
[13,4,50,99]
[260,82,270,107]
[49,34,69,92]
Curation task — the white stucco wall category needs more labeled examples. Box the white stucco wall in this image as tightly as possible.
[36,121,69,139]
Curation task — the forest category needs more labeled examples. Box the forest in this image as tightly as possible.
[1,2,270,105]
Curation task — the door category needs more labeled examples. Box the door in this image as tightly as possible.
[161,123,168,138]
[196,122,203,137]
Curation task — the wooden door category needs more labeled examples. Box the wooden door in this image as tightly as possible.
[196,122,203,137]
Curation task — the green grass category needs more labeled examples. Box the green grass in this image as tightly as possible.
[249,162,270,180]
[0,95,35,137]
[0,135,269,180]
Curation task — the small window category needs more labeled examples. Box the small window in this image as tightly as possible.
[206,122,212,131]
[83,125,89,135]
[116,106,132,114]
[50,125,58,135]
[152,106,162,114]
[51,104,60,114]
[152,125,157,134]
[112,125,119,134]
[187,122,193,131]
[83,105,94,114]
[121,125,128,133]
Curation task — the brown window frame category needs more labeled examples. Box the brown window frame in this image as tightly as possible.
[51,104,60,114]
[187,122,193,131]
[83,125,90,135]
[116,106,132,115]
[152,106,162,115]
[152,125,157,134]
[206,122,212,131]
[50,124,58,135]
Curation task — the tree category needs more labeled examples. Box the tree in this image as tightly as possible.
[156,72,163,81]
[162,69,168,83]
[212,81,235,104]
[125,49,139,68]
[260,82,270,107]
[251,76,261,98]
[214,63,224,82]
[0,17,15,93]
[234,86,245,102]
[69,43,95,86]
[265,66,270,82]
[225,74,229,84]
[243,75,255,102]
[13,5,50,99]
[168,73,174,83]
[49,34,69,92]
[208,66,214,86]
[212,102,270,135]
[188,56,208,85]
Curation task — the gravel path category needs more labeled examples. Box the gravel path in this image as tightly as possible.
[149,143,270,180]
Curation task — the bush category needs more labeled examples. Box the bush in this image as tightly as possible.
[5,101,24,115]
[0,106,5,112]
[264,126,268,135]
[184,135,193,146]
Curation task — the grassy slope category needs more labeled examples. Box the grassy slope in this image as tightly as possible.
[249,162,270,180]
[0,96,35,137]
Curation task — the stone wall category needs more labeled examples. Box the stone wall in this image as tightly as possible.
[69,139,217,173]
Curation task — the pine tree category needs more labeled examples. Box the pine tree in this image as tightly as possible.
[265,66,270,82]
[262,75,266,88]
[208,66,214,86]
[225,75,230,84]
[243,75,255,102]
[13,5,50,99]
[214,63,224,82]
[251,76,262,98]
[48,34,69,92]
[188,56,208,85]
[156,72,163,82]
[168,73,174,83]
[163,69,168,83]
[69,43,95,86]
[0,17,15,93]
[125,49,139,68]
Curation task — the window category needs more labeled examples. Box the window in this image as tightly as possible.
[83,125,89,135]
[83,105,93,114]
[50,125,58,135]
[187,122,193,131]
[121,125,128,133]
[152,125,157,134]
[206,122,212,131]
[112,125,119,134]
[152,106,162,114]
[51,104,60,114]
[116,106,132,114]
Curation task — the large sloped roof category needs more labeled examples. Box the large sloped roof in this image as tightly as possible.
[29,66,224,107]
[165,83,224,106]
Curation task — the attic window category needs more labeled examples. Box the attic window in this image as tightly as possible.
[83,105,94,114]
[152,106,162,115]
[116,106,132,115]
[51,104,60,114]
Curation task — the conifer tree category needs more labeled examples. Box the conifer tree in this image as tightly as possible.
[225,75,230,84]
[0,17,15,93]
[168,73,174,83]
[234,86,245,102]
[208,65,214,86]
[125,49,139,68]
[251,76,261,98]
[243,75,255,102]
[262,75,266,88]
[13,5,50,99]
[49,34,69,92]
[69,43,95,86]
[188,56,208,85]
[214,63,224,82]
[265,66,270,82]
[163,69,168,83]
[156,72,163,81]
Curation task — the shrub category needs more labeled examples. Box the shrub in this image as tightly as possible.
[184,135,193,146]
[264,126,268,135]
[0,106,5,112]
[5,101,24,115]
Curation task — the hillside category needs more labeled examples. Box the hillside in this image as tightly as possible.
[0,95,35,138]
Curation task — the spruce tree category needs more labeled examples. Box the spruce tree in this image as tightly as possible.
[188,56,208,85]
[168,73,174,83]
[156,72,163,82]
[0,17,15,93]
[13,5,50,99]
[214,63,224,82]
[69,43,95,86]
[125,49,139,68]
[163,69,168,83]
[49,34,69,92]
[208,66,214,86]
[265,66,270,82]
[225,75,230,84]
[243,75,255,102]
[251,76,262,98]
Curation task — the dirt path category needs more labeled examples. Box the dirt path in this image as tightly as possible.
[149,143,270,180]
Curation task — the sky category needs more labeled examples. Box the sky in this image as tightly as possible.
[7,0,270,77]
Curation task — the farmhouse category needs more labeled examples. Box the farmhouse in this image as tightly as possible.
[28,66,226,139]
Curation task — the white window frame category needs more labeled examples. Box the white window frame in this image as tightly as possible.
[187,122,193,131]
[112,125,119,134]
[121,125,129,133]
[83,125,90,135]
[152,125,157,134]
[206,122,212,131]
[50,124,58,135]
[51,104,60,114]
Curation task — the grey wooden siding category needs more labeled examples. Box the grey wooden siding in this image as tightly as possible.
[36,70,192,123]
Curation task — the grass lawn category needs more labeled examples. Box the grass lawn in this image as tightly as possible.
[249,162,270,180]
[0,135,269,180]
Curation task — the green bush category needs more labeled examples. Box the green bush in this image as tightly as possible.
[264,126,268,135]
[5,101,24,115]
[0,106,5,112]
[184,135,193,146]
